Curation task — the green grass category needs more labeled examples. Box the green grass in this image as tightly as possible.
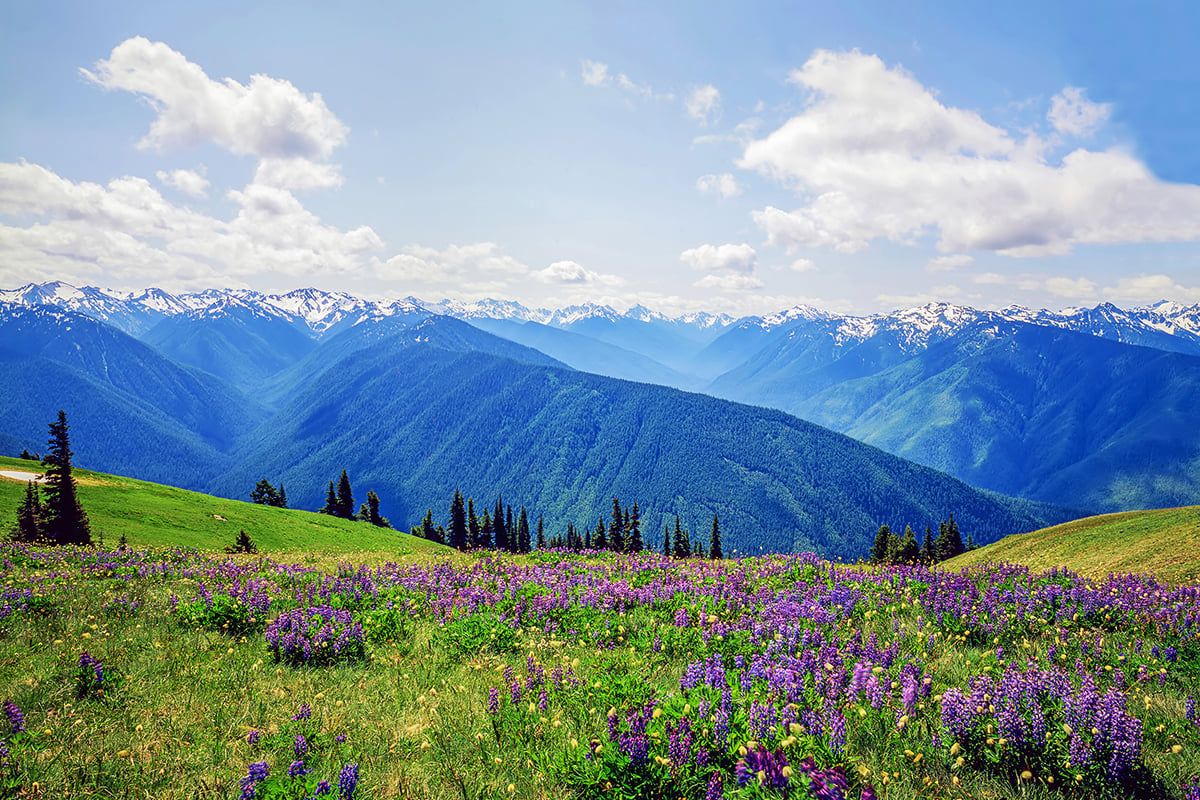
[0,455,448,555]
[942,505,1200,584]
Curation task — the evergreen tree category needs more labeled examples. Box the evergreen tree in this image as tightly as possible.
[250,479,282,506]
[965,532,978,551]
[870,524,892,564]
[609,497,625,554]
[360,490,389,527]
[40,411,90,546]
[566,522,576,551]
[628,504,643,553]
[19,449,37,461]
[448,489,468,550]
[935,516,964,561]
[517,506,531,553]
[493,497,508,552]
[506,506,515,550]
[421,508,438,542]
[692,536,705,559]
[321,481,338,515]
[224,529,258,554]
[672,515,690,559]
[277,484,288,509]
[481,509,494,549]
[13,480,43,543]
[709,514,723,560]
[921,523,935,564]
[662,525,671,557]
[434,524,447,544]
[335,470,355,519]
[593,517,607,551]
[584,525,592,550]
[536,516,545,550]
[467,499,482,549]
[897,525,920,563]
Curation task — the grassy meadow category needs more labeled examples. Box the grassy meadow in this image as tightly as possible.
[2,462,1200,799]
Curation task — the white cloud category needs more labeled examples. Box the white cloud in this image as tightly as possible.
[1102,273,1200,303]
[876,285,961,307]
[693,117,761,146]
[680,243,757,274]
[379,242,529,283]
[533,260,624,286]
[155,167,209,198]
[696,173,742,198]
[1043,276,1099,298]
[927,254,974,272]
[81,37,348,160]
[617,74,654,99]
[581,59,610,87]
[686,85,721,124]
[253,158,344,192]
[1048,87,1111,137]
[739,49,1200,259]
[788,258,816,273]
[694,272,764,291]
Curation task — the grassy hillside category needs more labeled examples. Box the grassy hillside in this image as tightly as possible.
[942,504,1200,584]
[0,455,445,554]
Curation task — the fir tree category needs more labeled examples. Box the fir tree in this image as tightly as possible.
[536,516,545,550]
[18,449,37,461]
[321,481,338,515]
[672,515,690,559]
[897,525,920,564]
[662,525,671,557]
[481,509,494,549]
[584,525,592,550]
[517,506,531,553]
[506,506,515,550]
[467,499,482,548]
[448,489,468,550]
[935,516,964,561]
[593,517,607,551]
[709,514,723,560]
[870,524,893,564]
[41,411,90,546]
[692,536,705,559]
[13,480,43,544]
[609,497,625,554]
[493,497,508,552]
[566,522,577,551]
[250,479,281,506]
[627,504,643,553]
[277,484,288,509]
[335,470,355,519]
[421,509,438,542]
[921,523,935,564]
[224,529,258,554]
[361,490,389,527]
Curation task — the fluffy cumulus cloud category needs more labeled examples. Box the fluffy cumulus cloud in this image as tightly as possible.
[739,49,1200,260]
[0,39,396,290]
[533,260,624,286]
[788,258,816,273]
[696,173,742,198]
[1048,87,1111,137]
[695,272,764,290]
[378,242,529,282]
[155,167,209,198]
[680,243,757,274]
[81,37,348,160]
[686,85,721,124]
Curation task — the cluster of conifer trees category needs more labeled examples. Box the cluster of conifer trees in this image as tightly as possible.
[251,469,390,528]
[869,514,976,565]
[412,491,725,560]
[12,411,91,547]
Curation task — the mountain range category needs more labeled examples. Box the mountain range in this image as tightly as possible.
[3,280,1198,550]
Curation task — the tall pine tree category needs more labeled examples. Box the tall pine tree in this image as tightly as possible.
[448,489,468,550]
[517,507,531,553]
[467,499,482,549]
[709,514,723,560]
[41,411,90,546]
[592,517,607,550]
[13,480,43,543]
[870,524,893,564]
[493,497,508,552]
[335,470,355,519]
[672,515,690,559]
[536,516,545,550]
[321,481,338,515]
[628,504,643,553]
[609,497,625,554]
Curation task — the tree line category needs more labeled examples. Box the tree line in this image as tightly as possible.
[868,514,977,566]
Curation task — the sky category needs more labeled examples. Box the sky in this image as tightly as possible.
[2,0,1199,316]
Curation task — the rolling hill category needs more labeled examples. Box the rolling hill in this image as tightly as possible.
[0,455,443,553]
[941,505,1200,585]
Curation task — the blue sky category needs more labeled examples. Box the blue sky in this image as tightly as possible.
[2,0,1198,315]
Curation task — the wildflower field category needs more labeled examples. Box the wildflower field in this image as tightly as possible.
[2,543,1199,799]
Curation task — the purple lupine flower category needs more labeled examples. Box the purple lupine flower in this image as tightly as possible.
[705,771,723,800]
[294,734,308,758]
[247,730,260,746]
[314,780,332,796]
[239,761,270,800]
[337,762,359,800]
[335,733,347,744]
[289,759,309,778]
[735,743,789,790]
[293,703,312,721]
[1184,774,1200,800]
[2,701,24,734]
[487,687,499,715]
